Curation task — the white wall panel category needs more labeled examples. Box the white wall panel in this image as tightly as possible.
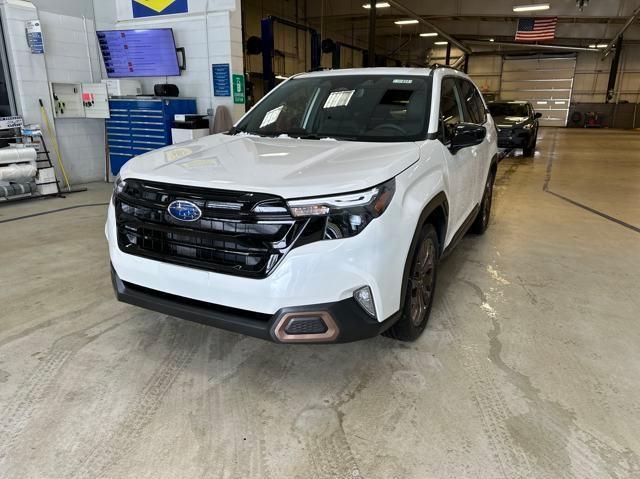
[0,1,59,172]
[467,46,638,108]
[0,1,108,183]
[468,55,502,97]
[109,1,245,119]
[39,11,105,183]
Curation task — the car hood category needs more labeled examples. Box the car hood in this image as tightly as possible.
[493,115,529,128]
[119,133,421,198]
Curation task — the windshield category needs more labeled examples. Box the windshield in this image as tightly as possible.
[234,75,432,142]
[488,103,530,118]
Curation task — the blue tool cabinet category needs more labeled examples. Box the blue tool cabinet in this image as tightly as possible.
[106,98,197,175]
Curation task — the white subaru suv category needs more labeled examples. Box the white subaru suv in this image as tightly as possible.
[107,66,498,343]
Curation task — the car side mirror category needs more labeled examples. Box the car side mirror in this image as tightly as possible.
[534,112,542,119]
[449,123,486,153]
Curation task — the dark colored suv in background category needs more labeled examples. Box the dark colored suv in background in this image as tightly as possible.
[488,101,541,157]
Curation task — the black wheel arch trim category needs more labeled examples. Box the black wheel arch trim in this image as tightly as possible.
[490,153,499,171]
[398,192,449,309]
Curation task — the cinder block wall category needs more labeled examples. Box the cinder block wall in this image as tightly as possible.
[1,0,107,184]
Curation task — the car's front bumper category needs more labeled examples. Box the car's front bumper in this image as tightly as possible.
[106,183,412,341]
[497,128,532,148]
[111,265,397,343]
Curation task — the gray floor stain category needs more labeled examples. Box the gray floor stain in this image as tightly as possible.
[489,317,640,478]
[0,315,126,466]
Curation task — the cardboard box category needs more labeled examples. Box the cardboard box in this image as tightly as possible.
[37,183,58,195]
[36,167,56,184]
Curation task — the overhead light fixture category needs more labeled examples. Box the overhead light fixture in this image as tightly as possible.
[420,32,438,37]
[489,38,495,42]
[588,43,608,48]
[362,2,390,8]
[394,19,419,25]
[434,41,448,45]
[513,3,551,12]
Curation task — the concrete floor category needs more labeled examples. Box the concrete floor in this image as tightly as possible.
[0,128,639,478]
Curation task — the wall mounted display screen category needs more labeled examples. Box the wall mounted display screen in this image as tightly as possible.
[97,29,180,78]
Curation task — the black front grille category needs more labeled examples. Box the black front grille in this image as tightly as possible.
[115,179,320,278]
[284,317,329,335]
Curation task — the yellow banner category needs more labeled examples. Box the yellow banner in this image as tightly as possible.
[133,0,177,13]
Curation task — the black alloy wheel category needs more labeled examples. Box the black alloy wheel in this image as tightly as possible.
[384,224,439,341]
[409,237,436,327]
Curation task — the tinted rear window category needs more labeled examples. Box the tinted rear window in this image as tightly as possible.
[489,103,529,117]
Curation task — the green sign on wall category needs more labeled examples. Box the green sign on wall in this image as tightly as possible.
[232,74,245,104]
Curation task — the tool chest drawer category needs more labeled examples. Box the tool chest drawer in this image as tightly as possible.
[107,98,197,175]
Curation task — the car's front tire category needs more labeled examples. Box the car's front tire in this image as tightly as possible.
[523,131,537,157]
[384,224,439,341]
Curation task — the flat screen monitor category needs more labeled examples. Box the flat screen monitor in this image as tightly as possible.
[97,28,181,78]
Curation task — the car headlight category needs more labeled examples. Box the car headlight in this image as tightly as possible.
[286,178,395,239]
[114,176,126,195]
[111,176,126,205]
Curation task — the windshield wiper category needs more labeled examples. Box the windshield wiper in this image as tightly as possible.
[228,126,245,135]
[277,128,357,141]
[276,127,318,139]
[293,133,325,140]
[229,127,276,138]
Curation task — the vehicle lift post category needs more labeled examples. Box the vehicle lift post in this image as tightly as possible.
[332,42,367,70]
[606,35,623,103]
[261,16,321,93]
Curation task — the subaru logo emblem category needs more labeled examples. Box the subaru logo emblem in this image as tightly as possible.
[168,200,202,222]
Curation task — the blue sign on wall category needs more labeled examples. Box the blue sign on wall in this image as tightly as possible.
[132,0,188,18]
[25,20,44,54]
[212,64,231,97]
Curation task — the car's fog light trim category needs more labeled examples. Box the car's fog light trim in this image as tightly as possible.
[354,286,377,318]
[272,311,339,343]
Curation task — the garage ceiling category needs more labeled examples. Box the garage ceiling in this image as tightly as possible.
[305,0,640,61]
[308,0,640,18]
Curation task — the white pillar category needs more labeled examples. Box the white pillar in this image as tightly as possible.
[0,0,52,126]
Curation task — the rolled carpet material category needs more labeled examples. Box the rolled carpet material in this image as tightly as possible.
[0,163,38,181]
[0,147,37,164]
[0,181,37,198]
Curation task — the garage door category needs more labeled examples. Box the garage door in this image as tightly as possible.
[500,55,576,127]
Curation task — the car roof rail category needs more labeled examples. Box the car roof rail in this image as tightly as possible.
[429,63,464,73]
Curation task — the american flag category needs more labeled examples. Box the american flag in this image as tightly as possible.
[515,17,558,41]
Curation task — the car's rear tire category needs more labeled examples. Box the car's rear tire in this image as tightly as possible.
[471,169,495,235]
[383,224,439,342]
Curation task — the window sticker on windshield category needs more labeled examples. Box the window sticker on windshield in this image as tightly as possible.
[259,105,284,128]
[392,79,413,84]
[323,90,355,108]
